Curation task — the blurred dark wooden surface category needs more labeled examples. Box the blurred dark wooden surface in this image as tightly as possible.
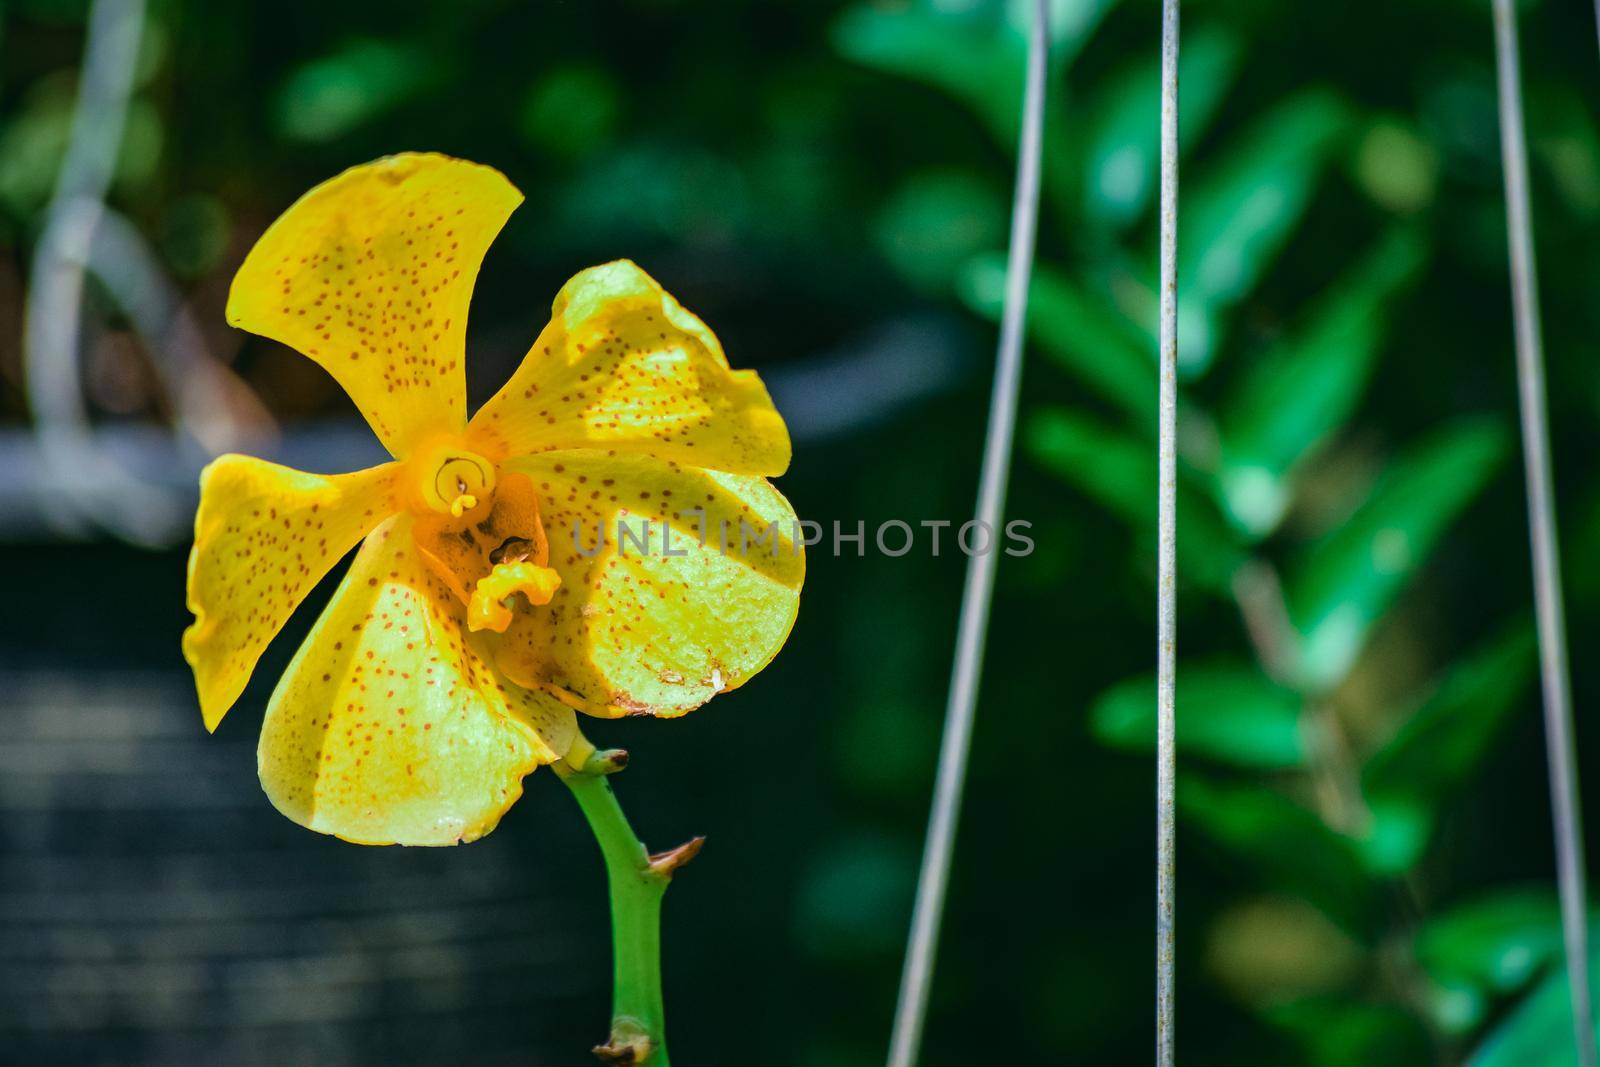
[0,670,607,1065]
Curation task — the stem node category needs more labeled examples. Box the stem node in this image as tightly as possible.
[592,1021,656,1065]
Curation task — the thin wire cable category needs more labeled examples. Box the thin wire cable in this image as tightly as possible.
[885,3,1048,1064]
[1155,2,1180,1065]
[1492,2,1596,1064]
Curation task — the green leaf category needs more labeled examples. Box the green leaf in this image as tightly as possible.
[0,82,74,217]
[1025,407,1242,589]
[831,0,1113,141]
[1179,775,1376,936]
[1358,624,1535,872]
[1416,888,1562,1008]
[273,39,430,143]
[960,256,1155,428]
[880,172,1008,295]
[1467,928,1600,1066]
[1081,25,1242,228]
[1027,407,1145,519]
[1175,91,1350,372]
[1091,659,1306,769]
[1218,228,1429,538]
[519,65,621,160]
[1265,997,1431,1067]
[1284,419,1507,693]
[832,5,1020,139]
[831,0,1114,214]
[1352,117,1441,214]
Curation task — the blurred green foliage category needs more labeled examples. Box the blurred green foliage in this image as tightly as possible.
[3,0,1600,1063]
[840,0,1600,1063]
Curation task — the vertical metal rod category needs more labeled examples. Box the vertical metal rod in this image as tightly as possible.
[1155,2,1181,1066]
[885,3,1048,1064]
[1492,2,1595,1064]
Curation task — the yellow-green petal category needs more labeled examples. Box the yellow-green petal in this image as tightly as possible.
[227,153,522,458]
[258,515,578,846]
[466,260,791,476]
[183,454,400,732]
[494,451,804,717]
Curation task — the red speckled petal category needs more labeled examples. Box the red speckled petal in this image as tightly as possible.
[227,153,522,459]
[257,514,577,846]
[465,260,790,476]
[183,454,401,732]
[493,451,803,717]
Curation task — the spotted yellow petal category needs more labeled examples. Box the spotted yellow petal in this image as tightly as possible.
[258,514,577,846]
[465,260,790,476]
[493,451,803,717]
[183,454,400,732]
[227,153,522,458]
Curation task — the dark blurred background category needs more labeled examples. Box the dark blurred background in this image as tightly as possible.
[3,0,1600,1063]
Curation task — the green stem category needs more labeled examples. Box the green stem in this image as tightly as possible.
[559,750,693,1065]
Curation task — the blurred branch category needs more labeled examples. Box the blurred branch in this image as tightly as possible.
[86,207,273,453]
[22,0,269,546]
[25,0,150,541]
[1230,558,1300,686]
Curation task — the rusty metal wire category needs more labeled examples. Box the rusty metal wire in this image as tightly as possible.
[1155,2,1180,1064]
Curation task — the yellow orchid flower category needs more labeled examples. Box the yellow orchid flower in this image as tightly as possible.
[183,153,804,847]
